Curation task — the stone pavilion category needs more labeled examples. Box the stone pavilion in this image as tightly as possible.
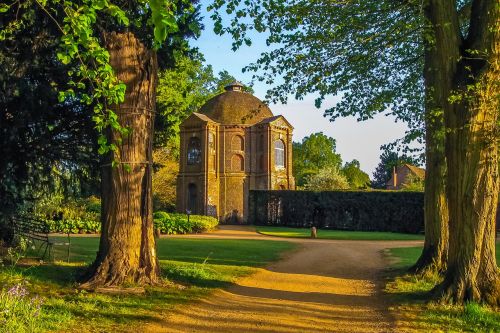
[176,82,295,222]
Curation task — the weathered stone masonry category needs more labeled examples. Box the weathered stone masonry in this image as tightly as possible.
[176,82,295,222]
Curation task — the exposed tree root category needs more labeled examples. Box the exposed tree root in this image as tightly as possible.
[409,247,446,275]
[432,272,500,307]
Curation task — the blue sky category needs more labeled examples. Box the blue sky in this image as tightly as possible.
[191,2,422,176]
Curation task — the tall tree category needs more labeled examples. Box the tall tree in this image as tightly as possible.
[425,0,499,304]
[292,132,342,187]
[209,0,499,304]
[0,6,99,231]
[87,31,160,286]
[209,0,449,275]
[1,0,200,287]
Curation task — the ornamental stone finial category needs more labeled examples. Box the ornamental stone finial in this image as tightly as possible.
[224,81,245,92]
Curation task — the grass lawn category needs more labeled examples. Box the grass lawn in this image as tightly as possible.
[0,236,295,333]
[256,226,424,241]
[385,243,500,333]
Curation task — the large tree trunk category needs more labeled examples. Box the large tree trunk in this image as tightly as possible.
[82,32,160,287]
[427,0,500,305]
[412,120,448,274]
[411,14,449,274]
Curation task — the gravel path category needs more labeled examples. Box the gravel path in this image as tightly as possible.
[145,226,422,333]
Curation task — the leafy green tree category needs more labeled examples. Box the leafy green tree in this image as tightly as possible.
[152,145,179,211]
[304,166,350,191]
[401,174,425,192]
[155,54,218,151]
[0,8,100,236]
[341,160,371,189]
[1,0,201,287]
[292,132,342,187]
[209,0,500,303]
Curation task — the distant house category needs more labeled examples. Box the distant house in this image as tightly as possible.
[386,164,425,190]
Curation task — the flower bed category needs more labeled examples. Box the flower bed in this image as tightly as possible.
[0,283,44,332]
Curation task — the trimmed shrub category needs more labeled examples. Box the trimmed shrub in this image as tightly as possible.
[249,190,424,234]
[153,212,218,235]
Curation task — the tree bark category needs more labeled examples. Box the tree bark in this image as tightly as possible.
[411,118,448,274]
[82,31,160,287]
[411,9,450,274]
[427,0,500,305]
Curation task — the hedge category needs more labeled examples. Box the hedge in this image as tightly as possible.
[248,190,424,234]
[32,212,218,235]
[153,212,218,234]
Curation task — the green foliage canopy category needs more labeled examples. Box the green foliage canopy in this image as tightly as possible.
[292,132,342,186]
[208,0,428,149]
[341,160,371,189]
[0,9,100,217]
[303,166,350,191]
[0,0,196,155]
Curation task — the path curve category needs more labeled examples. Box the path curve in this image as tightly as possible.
[145,226,422,333]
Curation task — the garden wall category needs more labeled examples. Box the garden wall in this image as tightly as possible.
[248,190,424,233]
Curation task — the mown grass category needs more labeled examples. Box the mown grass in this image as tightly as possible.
[256,226,424,240]
[385,243,500,333]
[1,236,295,332]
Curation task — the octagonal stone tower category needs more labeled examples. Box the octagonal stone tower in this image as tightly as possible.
[176,82,295,223]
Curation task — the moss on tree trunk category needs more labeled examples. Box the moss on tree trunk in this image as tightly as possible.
[82,32,160,287]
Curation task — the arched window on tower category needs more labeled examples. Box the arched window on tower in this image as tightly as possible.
[187,137,201,165]
[232,135,244,151]
[274,140,285,168]
[232,154,244,172]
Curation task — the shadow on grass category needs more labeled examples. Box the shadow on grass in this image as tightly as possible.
[383,267,433,304]
[21,263,87,286]
[159,261,247,289]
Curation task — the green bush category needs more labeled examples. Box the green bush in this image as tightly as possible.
[30,198,218,235]
[31,196,101,234]
[153,212,218,235]
[40,217,100,234]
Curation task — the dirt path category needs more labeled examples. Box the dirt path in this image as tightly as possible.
[145,226,422,333]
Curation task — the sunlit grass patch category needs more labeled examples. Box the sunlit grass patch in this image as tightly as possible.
[386,244,500,333]
[256,226,424,240]
[1,236,295,332]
